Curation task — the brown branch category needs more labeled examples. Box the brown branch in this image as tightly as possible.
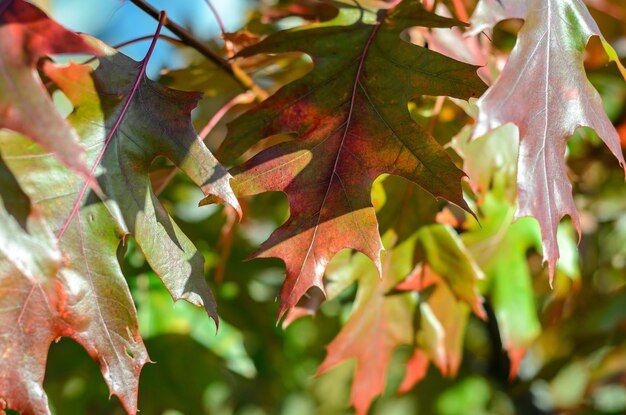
[130,0,267,102]
[129,0,232,73]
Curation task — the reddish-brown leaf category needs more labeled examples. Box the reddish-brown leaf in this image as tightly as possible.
[262,0,338,23]
[398,349,429,394]
[0,157,63,415]
[0,151,149,415]
[212,1,485,316]
[317,242,415,415]
[316,194,484,413]
[473,0,626,280]
[396,264,474,389]
[0,0,96,176]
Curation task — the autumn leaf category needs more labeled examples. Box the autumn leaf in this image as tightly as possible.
[0,0,96,176]
[317,235,415,415]
[262,0,338,23]
[454,122,551,376]
[396,264,470,389]
[161,50,310,137]
[280,174,438,327]
[317,176,486,413]
[377,175,441,245]
[309,179,430,413]
[385,214,486,391]
[49,34,239,315]
[450,123,519,202]
[463,191,542,378]
[416,224,486,319]
[472,0,626,281]
[419,4,486,67]
[211,1,486,316]
[0,157,65,415]
[1,151,149,415]
[454,124,545,377]
[317,229,483,414]
[397,223,486,385]
[398,349,429,394]
[0,29,239,413]
[2,0,626,412]
[160,60,245,132]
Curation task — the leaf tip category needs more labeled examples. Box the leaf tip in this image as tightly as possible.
[277,303,289,324]
[199,193,243,221]
[546,258,556,289]
[475,300,488,321]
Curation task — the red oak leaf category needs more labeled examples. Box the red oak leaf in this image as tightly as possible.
[317,245,414,415]
[0,0,97,176]
[212,1,485,317]
[472,0,626,281]
[0,23,239,414]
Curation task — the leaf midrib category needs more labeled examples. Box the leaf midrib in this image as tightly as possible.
[285,11,392,312]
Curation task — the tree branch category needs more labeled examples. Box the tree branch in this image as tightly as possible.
[129,0,232,74]
[129,0,267,102]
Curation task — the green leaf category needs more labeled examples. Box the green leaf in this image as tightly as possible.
[417,224,486,319]
[463,193,542,376]
[44,37,240,320]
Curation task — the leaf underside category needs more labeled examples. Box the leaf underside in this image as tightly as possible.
[472,0,626,280]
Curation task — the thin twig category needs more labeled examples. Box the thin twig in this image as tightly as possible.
[202,0,269,99]
[153,166,178,196]
[114,33,184,50]
[426,96,445,135]
[203,0,233,57]
[204,0,227,34]
[129,0,231,73]
[130,0,268,102]
[214,205,238,284]
[199,91,255,140]
[81,34,183,65]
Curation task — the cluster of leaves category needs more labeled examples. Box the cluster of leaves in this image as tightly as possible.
[1,0,626,414]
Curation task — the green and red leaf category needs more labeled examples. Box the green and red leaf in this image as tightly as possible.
[212,1,486,316]
[0,28,239,413]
